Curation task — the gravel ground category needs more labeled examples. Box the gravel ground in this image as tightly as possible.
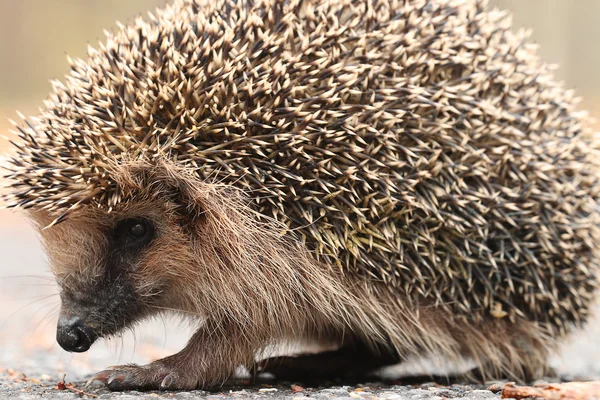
[0,375,506,400]
[1,210,599,399]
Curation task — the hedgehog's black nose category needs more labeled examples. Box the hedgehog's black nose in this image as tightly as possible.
[56,315,96,352]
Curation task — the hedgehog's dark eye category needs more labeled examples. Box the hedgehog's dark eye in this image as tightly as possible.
[113,218,154,248]
[130,222,147,238]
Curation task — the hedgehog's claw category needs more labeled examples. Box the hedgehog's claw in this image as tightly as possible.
[106,372,136,391]
[85,364,185,391]
[85,369,113,387]
[159,373,176,390]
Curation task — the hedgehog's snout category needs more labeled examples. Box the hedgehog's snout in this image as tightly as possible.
[56,314,98,352]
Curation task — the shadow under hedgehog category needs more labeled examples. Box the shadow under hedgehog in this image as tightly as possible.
[2,0,600,391]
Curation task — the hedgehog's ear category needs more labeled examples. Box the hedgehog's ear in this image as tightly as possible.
[152,161,209,223]
[116,159,208,223]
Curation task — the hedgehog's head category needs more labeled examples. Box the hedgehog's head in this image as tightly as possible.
[12,158,269,353]
[20,161,197,351]
[31,210,157,352]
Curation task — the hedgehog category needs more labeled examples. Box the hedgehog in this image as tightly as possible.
[2,0,600,391]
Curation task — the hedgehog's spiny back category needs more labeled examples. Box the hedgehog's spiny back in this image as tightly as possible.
[3,0,600,332]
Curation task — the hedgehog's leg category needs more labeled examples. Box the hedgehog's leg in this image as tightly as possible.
[86,322,257,391]
[254,341,401,382]
[450,319,555,384]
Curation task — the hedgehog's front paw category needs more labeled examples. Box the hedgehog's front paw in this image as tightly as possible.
[86,361,198,391]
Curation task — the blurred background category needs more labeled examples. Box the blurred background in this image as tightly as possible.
[0,0,599,382]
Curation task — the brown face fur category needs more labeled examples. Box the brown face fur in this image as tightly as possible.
[32,197,193,342]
